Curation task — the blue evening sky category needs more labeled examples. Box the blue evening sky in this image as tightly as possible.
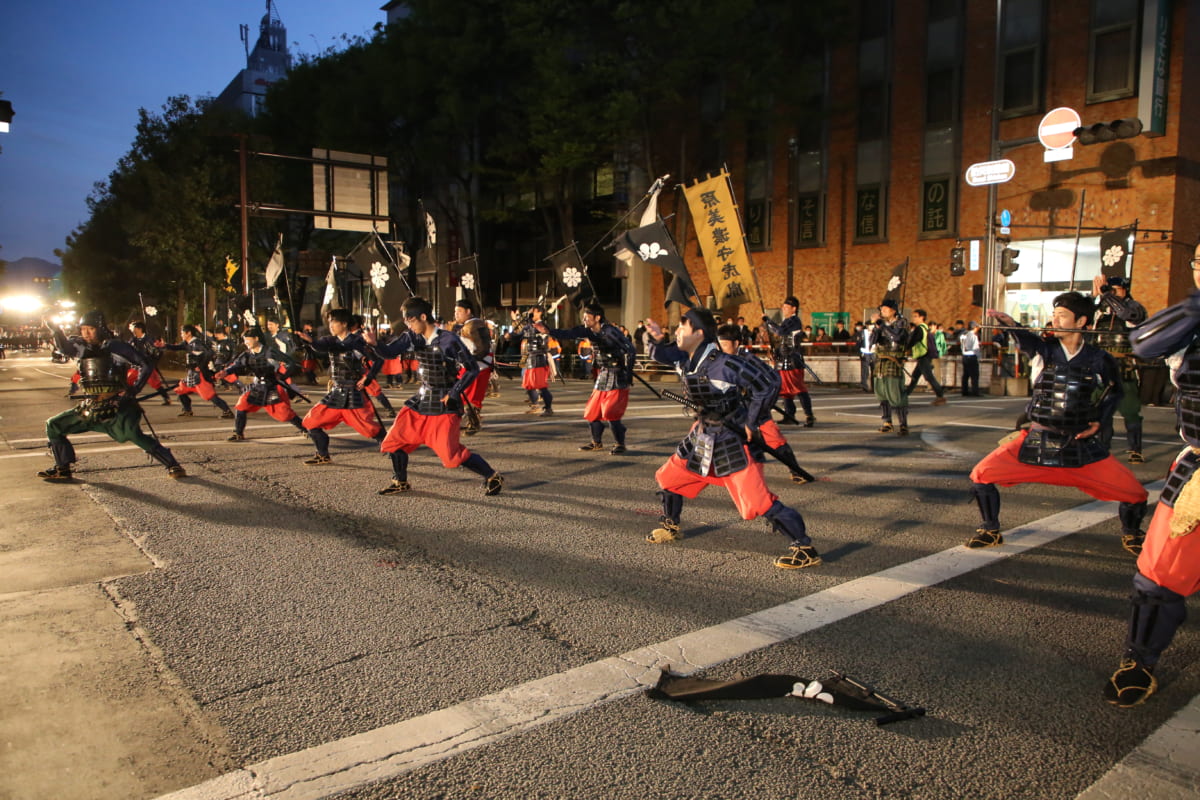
[0,1,384,264]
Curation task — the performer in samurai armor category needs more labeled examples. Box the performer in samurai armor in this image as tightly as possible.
[214,327,308,441]
[39,311,185,481]
[520,305,556,416]
[1092,274,1149,463]
[717,324,808,484]
[1103,250,1200,707]
[294,309,385,465]
[536,302,637,454]
[451,298,495,436]
[208,325,243,393]
[872,299,911,435]
[367,296,504,496]
[162,325,234,419]
[965,293,1148,551]
[348,315,397,419]
[642,309,820,569]
[760,296,815,427]
[297,322,321,385]
[126,320,173,405]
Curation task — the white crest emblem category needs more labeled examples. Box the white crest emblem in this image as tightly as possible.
[887,275,902,292]
[323,282,335,306]
[460,272,476,290]
[144,305,158,317]
[370,261,389,289]
[1102,244,1125,268]
[562,266,583,288]
[789,680,834,704]
[636,242,669,261]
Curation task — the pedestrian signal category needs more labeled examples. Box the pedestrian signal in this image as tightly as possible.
[999,248,1020,277]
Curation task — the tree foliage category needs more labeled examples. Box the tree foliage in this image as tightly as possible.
[62,0,846,313]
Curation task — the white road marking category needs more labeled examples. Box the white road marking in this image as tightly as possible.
[156,488,1161,800]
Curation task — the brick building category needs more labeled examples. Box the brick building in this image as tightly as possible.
[644,0,1199,329]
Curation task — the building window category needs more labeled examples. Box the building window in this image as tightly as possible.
[1000,0,1044,117]
[744,121,771,251]
[922,2,961,239]
[855,0,891,244]
[1088,0,1139,101]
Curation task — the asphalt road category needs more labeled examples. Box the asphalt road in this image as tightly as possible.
[2,352,1197,800]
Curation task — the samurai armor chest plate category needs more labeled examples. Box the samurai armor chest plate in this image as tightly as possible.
[407,385,459,416]
[525,335,550,369]
[1174,348,1200,445]
[683,370,740,419]
[1018,427,1109,467]
[76,396,121,422]
[184,368,204,387]
[677,422,748,478]
[1027,363,1100,431]
[246,380,281,407]
[872,345,906,378]
[78,356,124,395]
[320,386,365,410]
[415,346,455,389]
[593,363,630,392]
[329,352,364,383]
[1160,448,1200,508]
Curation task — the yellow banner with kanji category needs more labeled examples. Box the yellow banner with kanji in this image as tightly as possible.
[682,170,760,309]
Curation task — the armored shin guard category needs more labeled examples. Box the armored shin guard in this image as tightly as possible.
[588,420,605,443]
[234,410,248,437]
[148,442,180,469]
[1118,500,1147,536]
[309,428,330,457]
[879,401,892,423]
[897,406,909,427]
[527,389,539,404]
[539,388,553,410]
[764,500,810,546]
[178,394,192,412]
[377,393,395,412]
[213,396,232,413]
[781,397,797,420]
[658,489,684,523]
[1127,421,1144,454]
[798,392,814,418]
[49,439,76,468]
[390,450,409,482]
[461,452,493,478]
[610,419,627,445]
[1099,420,1115,450]
[971,482,1001,530]
[1124,573,1188,667]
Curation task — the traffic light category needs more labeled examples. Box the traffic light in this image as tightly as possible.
[999,248,1020,277]
[950,246,965,276]
[1073,118,1143,146]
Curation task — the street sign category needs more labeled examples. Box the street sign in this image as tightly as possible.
[965,159,1016,187]
[1038,107,1081,150]
[999,210,1012,226]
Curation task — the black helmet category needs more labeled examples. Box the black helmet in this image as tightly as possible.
[79,310,107,329]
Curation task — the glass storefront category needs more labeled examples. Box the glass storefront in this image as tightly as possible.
[998,234,1130,327]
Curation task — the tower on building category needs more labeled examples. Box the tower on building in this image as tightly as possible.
[214,1,292,117]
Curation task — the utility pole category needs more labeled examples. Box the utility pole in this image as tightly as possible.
[786,137,797,299]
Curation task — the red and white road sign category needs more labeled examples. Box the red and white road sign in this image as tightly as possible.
[1038,107,1082,150]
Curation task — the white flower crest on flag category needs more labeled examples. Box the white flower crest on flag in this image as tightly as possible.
[460,272,476,290]
[242,309,256,327]
[636,242,669,261]
[562,266,583,288]
[370,261,389,289]
[887,275,902,292]
[323,282,335,306]
[1102,244,1125,267]
[144,306,158,317]
[425,212,437,245]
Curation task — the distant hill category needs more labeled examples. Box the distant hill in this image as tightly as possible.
[0,257,60,290]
